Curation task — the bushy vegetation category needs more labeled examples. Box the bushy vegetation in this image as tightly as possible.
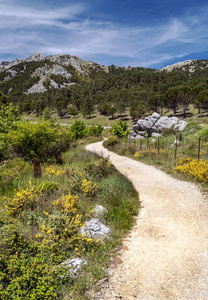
[173,157,208,182]
[111,120,130,138]
[0,106,104,163]
[5,121,70,162]
[0,136,139,299]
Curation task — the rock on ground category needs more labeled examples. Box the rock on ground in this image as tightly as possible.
[130,113,187,140]
[59,258,87,277]
[81,218,110,240]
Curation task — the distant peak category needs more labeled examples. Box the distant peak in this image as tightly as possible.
[160,60,196,72]
[25,53,45,62]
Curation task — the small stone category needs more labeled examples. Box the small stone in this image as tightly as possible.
[81,218,110,239]
[94,205,107,217]
[59,258,87,277]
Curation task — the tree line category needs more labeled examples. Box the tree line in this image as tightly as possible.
[1,60,208,119]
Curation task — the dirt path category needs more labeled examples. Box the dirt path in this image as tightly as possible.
[86,141,208,300]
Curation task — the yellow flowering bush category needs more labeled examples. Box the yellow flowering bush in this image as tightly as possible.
[81,179,98,199]
[44,166,64,176]
[95,157,111,168]
[37,212,100,257]
[38,212,83,255]
[134,149,157,157]
[65,166,85,194]
[4,182,43,217]
[53,193,78,215]
[173,157,208,182]
[84,157,112,179]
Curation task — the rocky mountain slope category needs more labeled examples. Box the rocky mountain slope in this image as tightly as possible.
[1,53,208,97]
[159,59,208,73]
[0,53,109,94]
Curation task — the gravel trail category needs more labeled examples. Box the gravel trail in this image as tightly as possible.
[86,141,208,300]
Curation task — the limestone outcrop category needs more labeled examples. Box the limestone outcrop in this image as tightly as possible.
[129,113,187,140]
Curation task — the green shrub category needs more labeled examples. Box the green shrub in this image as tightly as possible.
[65,166,85,194]
[84,157,112,179]
[0,103,21,134]
[39,182,59,194]
[0,223,62,299]
[84,125,103,137]
[5,121,70,161]
[0,158,30,187]
[4,182,44,217]
[103,136,120,148]
[162,127,175,136]
[69,119,86,141]
[111,120,130,138]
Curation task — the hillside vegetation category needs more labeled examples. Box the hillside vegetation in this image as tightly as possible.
[0,54,208,121]
[0,110,139,298]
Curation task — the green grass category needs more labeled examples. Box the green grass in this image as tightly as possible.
[0,141,140,299]
[23,107,134,128]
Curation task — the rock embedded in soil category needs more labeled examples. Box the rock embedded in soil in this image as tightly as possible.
[81,218,110,240]
[59,258,87,277]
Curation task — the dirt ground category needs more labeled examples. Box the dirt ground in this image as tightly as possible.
[86,141,208,300]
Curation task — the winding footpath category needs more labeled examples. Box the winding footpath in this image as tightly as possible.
[86,141,208,300]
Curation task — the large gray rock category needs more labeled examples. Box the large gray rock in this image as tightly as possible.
[138,131,146,136]
[135,134,145,140]
[174,120,187,131]
[0,58,24,71]
[129,130,137,140]
[129,112,186,140]
[156,116,178,132]
[151,112,161,120]
[132,124,140,132]
[32,64,72,79]
[50,65,72,79]
[80,218,110,240]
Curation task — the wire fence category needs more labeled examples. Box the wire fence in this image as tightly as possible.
[128,136,208,162]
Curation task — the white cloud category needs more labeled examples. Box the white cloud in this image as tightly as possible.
[1,1,208,68]
[0,2,84,28]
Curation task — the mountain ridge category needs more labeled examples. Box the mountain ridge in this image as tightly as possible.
[0,53,110,94]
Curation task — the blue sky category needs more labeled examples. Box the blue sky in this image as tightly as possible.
[1,0,208,69]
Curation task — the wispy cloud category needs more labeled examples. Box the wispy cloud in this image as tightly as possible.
[0,2,84,28]
[1,1,208,68]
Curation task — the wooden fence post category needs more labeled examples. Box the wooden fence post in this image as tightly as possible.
[56,152,63,164]
[157,136,160,154]
[147,139,151,151]
[198,137,201,162]
[33,160,42,177]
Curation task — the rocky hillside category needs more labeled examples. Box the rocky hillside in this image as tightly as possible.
[1,53,208,96]
[1,54,208,118]
[159,59,208,73]
[0,53,109,94]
